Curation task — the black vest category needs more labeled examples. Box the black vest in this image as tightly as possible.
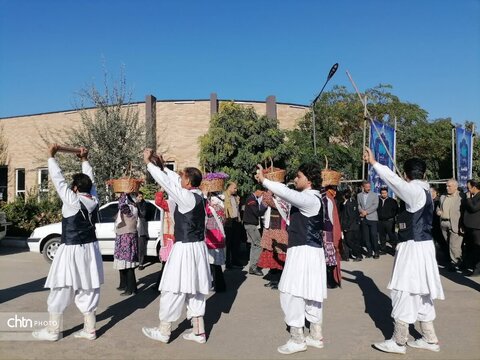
[287,194,323,248]
[61,200,97,245]
[174,193,206,243]
[397,189,433,243]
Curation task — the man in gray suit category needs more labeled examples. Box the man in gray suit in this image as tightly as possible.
[358,180,380,258]
[437,179,464,270]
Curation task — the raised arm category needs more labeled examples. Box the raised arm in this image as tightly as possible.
[372,162,425,210]
[146,162,195,213]
[262,179,320,215]
[79,147,97,198]
[47,144,80,207]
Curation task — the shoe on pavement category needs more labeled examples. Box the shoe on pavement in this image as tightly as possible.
[32,328,60,341]
[182,331,206,344]
[373,339,406,354]
[248,267,263,276]
[407,338,440,352]
[142,327,169,343]
[277,339,307,354]
[74,329,96,340]
[305,336,324,349]
[373,254,380,259]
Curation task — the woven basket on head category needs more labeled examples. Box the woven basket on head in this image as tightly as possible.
[263,158,286,183]
[321,156,342,187]
[200,178,225,193]
[109,178,143,193]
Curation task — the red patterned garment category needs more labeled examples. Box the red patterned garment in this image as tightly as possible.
[257,191,289,270]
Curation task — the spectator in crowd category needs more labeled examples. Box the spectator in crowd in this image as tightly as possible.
[463,179,480,276]
[243,187,267,276]
[430,186,448,262]
[437,179,464,271]
[223,181,243,269]
[358,180,380,258]
[377,187,398,255]
[339,188,363,261]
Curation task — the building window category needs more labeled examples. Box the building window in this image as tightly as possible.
[0,166,7,202]
[16,169,25,199]
[38,168,49,200]
[165,161,176,171]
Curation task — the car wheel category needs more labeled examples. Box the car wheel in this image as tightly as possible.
[43,237,61,263]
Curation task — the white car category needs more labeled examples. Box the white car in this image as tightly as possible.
[27,200,164,262]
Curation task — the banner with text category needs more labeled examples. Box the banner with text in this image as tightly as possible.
[368,120,396,194]
[456,127,473,189]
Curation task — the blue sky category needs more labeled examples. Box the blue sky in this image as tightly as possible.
[1,0,479,127]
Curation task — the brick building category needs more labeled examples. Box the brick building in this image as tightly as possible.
[0,93,308,202]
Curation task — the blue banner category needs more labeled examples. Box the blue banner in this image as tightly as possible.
[368,120,396,194]
[456,127,473,189]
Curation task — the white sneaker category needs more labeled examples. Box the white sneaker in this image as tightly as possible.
[182,331,206,344]
[305,335,324,349]
[74,329,97,340]
[32,328,60,341]
[407,338,440,352]
[373,339,406,354]
[277,339,307,355]
[142,327,169,343]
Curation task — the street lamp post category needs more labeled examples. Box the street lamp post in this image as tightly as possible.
[311,63,339,156]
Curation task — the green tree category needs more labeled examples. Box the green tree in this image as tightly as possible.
[199,102,290,196]
[61,70,145,203]
[286,84,459,181]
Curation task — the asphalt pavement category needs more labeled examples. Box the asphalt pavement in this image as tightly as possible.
[0,243,479,360]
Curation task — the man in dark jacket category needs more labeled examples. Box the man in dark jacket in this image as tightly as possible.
[377,187,398,254]
[340,189,363,261]
[243,188,267,275]
[463,179,480,276]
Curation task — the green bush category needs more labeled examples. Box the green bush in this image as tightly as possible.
[1,188,62,236]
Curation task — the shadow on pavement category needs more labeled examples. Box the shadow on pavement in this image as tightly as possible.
[0,277,48,304]
[169,269,248,342]
[63,271,160,338]
[342,269,394,339]
[0,244,29,256]
[438,266,480,292]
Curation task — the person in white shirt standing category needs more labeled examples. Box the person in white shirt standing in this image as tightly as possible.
[364,148,444,355]
[33,144,104,341]
[255,162,326,355]
[142,149,211,344]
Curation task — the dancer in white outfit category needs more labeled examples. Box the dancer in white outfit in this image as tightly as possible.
[33,144,104,341]
[142,149,211,344]
[256,163,327,355]
[364,148,444,354]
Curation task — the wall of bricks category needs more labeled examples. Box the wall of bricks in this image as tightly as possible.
[0,98,308,201]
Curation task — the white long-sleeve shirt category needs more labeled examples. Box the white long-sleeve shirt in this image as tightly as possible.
[372,162,429,213]
[48,158,98,217]
[261,178,321,217]
[147,163,203,214]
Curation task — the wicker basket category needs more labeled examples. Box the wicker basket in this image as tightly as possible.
[263,158,286,183]
[108,178,143,193]
[200,178,225,193]
[321,156,342,187]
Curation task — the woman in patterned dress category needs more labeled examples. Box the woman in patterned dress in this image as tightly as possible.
[113,192,139,296]
[257,191,290,289]
[205,192,227,292]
